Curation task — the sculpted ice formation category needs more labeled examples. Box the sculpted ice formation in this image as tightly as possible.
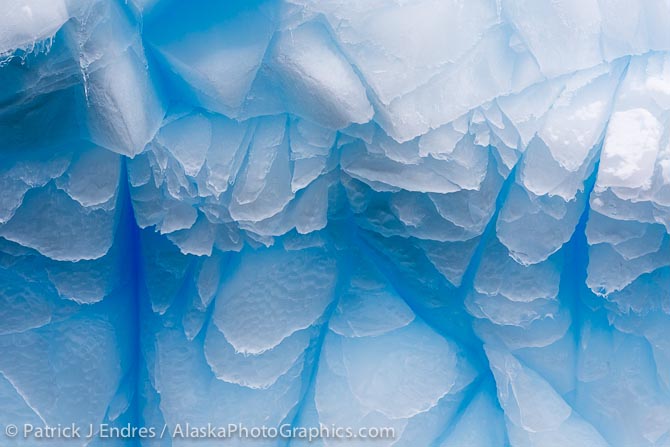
[1,0,670,446]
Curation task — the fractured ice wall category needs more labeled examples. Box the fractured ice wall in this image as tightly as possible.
[1,0,670,446]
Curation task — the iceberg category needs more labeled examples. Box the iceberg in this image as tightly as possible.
[1,0,670,446]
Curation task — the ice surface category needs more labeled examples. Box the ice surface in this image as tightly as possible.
[211,245,336,354]
[147,1,275,117]
[0,184,118,261]
[3,0,670,446]
[598,109,662,190]
[267,22,373,129]
[0,0,69,57]
[81,1,165,157]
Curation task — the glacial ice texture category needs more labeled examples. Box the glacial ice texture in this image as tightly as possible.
[1,0,670,446]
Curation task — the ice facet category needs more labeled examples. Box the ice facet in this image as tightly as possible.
[212,246,336,354]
